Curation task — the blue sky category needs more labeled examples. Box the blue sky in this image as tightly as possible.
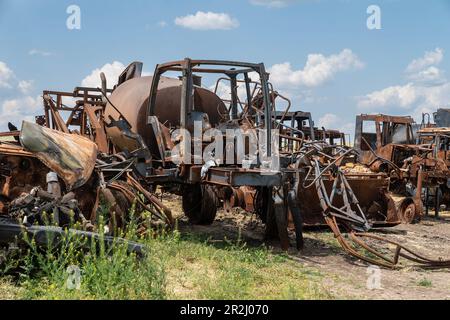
[1,0,450,140]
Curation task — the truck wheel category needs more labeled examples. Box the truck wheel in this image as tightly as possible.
[182,185,218,225]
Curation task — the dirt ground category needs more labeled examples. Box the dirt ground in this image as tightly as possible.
[171,196,450,300]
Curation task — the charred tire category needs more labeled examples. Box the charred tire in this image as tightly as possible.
[399,199,419,224]
[182,185,218,225]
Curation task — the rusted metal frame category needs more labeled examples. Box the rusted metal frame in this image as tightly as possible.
[354,115,363,150]
[164,67,254,75]
[43,88,108,100]
[0,145,34,157]
[272,185,290,250]
[314,165,368,228]
[73,87,112,96]
[43,95,70,133]
[108,182,167,225]
[259,65,272,157]
[205,167,282,187]
[375,120,382,150]
[84,104,108,153]
[324,217,396,269]
[302,147,355,189]
[126,173,174,226]
[360,136,403,177]
[243,73,253,116]
[320,181,450,269]
[352,232,450,268]
[229,74,239,120]
[212,77,255,117]
[156,59,260,74]
[274,93,292,130]
[149,59,271,170]
[289,114,296,153]
[189,59,262,70]
[179,58,193,164]
[0,131,20,137]
[328,173,340,204]
[359,114,415,124]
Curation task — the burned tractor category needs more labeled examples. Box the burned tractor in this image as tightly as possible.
[354,114,450,222]
[417,127,450,213]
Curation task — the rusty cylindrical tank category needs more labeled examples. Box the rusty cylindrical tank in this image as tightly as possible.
[104,76,227,158]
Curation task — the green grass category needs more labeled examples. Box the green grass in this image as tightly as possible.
[417,278,432,288]
[160,233,333,299]
[0,213,333,300]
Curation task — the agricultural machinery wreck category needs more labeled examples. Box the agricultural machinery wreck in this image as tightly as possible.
[1,59,449,269]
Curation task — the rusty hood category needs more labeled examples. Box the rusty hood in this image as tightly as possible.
[19,121,98,190]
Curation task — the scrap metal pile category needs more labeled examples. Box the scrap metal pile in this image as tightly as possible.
[0,59,449,269]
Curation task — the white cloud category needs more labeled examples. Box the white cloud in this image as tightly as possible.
[404,48,446,85]
[175,11,239,30]
[407,66,445,84]
[405,48,443,73]
[358,83,418,109]
[0,95,41,130]
[268,49,364,89]
[0,61,13,88]
[358,48,450,121]
[250,0,297,8]
[317,113,354,138]
[357,82,450,118]
[28,49,53,57]
[81,61,125,88]
[318,113,340,129]
[18,80,33,94]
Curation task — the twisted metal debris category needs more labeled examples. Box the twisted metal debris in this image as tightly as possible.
[295,140,450,269]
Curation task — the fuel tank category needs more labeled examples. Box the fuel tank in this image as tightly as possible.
[104,76,228,158]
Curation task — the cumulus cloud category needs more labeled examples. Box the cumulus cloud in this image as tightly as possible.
[81,61,125,88]
[250,0,297,8]
[0,62,41,130]
[175,11,239,30]
[358,48,450,120]
[0,61,13,88]
[407,66,445,84]
[404,48,446,85]
[405,48,443,73]
[317,113,354,137]
[268,49,364,89]
[318,113,340,129]
[0,95,41,130]
[18,80,33,94]
[358,83,418,109]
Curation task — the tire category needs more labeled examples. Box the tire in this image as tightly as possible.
[399,199,419,224]
[182,185,218,225]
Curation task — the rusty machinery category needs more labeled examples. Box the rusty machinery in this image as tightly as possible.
[355,114,442,223]
[354,114,450,221]
[100,59,450,267]
[417,127,450,215]
[1,59,450,269]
